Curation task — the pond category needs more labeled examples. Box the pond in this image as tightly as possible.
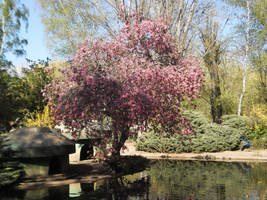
[1,160,267,200]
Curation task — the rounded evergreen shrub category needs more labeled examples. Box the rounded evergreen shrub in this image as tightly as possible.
[221,114,251,135]
[136,111,248,153]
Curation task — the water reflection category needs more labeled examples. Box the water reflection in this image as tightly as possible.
[148,161,255,200]
[0,160,267,200]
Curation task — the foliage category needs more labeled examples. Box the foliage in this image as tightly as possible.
[218,62,244,115]
[221,0,266,117]
[0,70,18,129]
[136,111,249,153]
[246,103,267,142]
[0,61,51,130]
[250,137,267,149]
[249,125,267,139]
[253,0,266,47]
[223,0,266,53]
[252,52,267,103]
[190,57,266,126]
[24,104,55,129]
[199,16,224,123]
[248,103,267,126]
[221,114,251,133]
[182,110,210,132]
[0,0,28,68]
[44,14,204,156]
[38,0,101,57]
[39,0,212,57]
[16,63,51,114]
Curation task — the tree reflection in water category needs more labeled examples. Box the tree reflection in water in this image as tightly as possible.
[147,160,267,200]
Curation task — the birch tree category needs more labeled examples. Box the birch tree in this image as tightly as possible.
[237,0,251,116]
[223,0,266,113]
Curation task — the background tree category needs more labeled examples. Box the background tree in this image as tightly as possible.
[95,0,212,57]
[0,0,28,130]
[38,0,102,57]
[222,0,266,114]
[251,0,266,104]
[0,60,51,130]
[237,0,251,116]
[0,0,28,68]
[38,0,212,57]
[0,70,17,129]
[199,16,224,123]
[44,14,204,156]
[20,58,51,112]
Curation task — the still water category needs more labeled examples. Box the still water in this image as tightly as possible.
[1,160,267,200]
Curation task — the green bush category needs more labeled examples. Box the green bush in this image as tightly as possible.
[182,110,210,134]
[221,114,251,134]
[250,137,267,149]
[248,124,267,140]
[136,111,249,153]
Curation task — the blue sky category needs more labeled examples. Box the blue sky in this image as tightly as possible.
[6,0,50,68]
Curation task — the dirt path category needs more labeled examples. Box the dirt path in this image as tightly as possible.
[121,142,267,162]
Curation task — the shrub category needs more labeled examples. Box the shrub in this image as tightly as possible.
[247,103,267,126]
[136,111,248,153]
[221,114,251,135]
[246,104,267,141]
[182,110,210,134]
[250,137,267,149]
[248,124,267,140]
[24,105,55,128]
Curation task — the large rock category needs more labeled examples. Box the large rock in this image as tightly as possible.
[1,127,75,177]
[1,127,75,158]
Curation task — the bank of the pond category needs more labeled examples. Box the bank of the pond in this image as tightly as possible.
[122,142,267,162]
[16,155,148,190]
[13,142,267,190]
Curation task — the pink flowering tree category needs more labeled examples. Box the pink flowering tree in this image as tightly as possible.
[44,14,204,157]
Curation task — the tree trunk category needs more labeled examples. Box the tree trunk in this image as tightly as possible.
[0,0,7,57]
[200,16,223,123]
[238,68,248,115]
[238,0,250,116]
[209,67,223,123]
[180,0,197,56]
[112,126,129,157]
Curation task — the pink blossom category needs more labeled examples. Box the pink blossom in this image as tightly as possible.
[44,13,203,157]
